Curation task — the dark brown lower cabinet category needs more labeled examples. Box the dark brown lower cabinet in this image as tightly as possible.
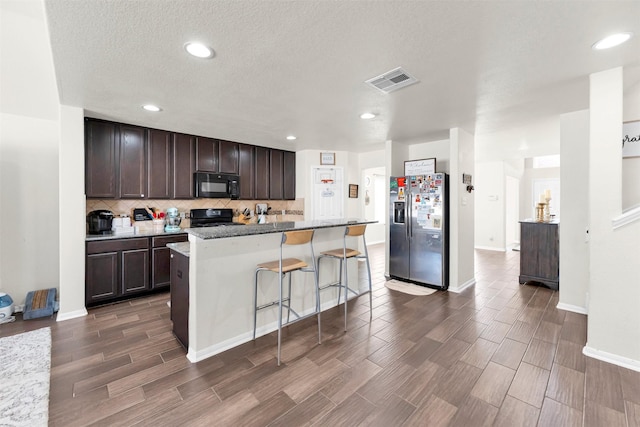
[86,234,188,306]
[170,249,189,348]
[518,221,559,290]
[86,252,119,302]
[152,235,189,290]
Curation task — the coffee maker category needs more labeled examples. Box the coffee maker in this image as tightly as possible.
[165,207,181,232]
[87,210,114,234]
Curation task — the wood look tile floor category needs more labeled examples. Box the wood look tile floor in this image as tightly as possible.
[2,245,638,426]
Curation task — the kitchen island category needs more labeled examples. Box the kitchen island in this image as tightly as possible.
[179,219,375,362]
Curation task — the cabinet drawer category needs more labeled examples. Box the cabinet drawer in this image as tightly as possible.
[87,237,149,254]
[152,234,188,248]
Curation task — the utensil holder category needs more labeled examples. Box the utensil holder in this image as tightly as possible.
[152,219,164,233]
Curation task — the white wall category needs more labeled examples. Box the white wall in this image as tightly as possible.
[585,67,640,370]
[448,128,475,292]
[622,80,640,209]
[558,109,590,313]
[57,106,87,320]
[0,0,61,306]
[0,114,60,305]
[475,116,561,163]
[474,162,505,250]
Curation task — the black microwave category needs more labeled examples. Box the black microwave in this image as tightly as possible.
[194,172,240,199]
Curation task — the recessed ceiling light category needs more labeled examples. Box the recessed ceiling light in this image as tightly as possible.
[286,135,297,141]
[360,112,376,119]
[184,42,215,58]
[592,32,633,50]
[142,104,161,112]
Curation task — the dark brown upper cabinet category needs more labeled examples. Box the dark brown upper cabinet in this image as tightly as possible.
[172,133,196,199]
[219,140,239,174]
[196,137,219,172]
[85,118,295,201]
[283,151,296,200]
[238,144,255,200]
[255,146,270,200]
[85,119,119,198]
[269,149,284,200]
[147,129,171,199]
[119,125,147,198]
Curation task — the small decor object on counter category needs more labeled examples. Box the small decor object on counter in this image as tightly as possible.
[535,202,546,222]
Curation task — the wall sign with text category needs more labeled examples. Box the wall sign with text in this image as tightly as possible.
[623,120,640,158]
[404,158,436,175]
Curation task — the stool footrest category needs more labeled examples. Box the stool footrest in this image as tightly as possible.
[282,309,320,328]
[256,297,291,311]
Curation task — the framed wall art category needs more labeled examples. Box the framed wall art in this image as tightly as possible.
[320,152,335,165]
[349,184,358,198]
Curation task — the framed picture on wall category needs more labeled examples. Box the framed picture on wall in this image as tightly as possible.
[349,184,358,198]
[320,152,335,165]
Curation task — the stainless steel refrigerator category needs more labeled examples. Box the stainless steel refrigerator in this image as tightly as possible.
[389,173,449,289]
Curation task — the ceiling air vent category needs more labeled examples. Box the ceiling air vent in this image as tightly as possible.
[365,67,419,94]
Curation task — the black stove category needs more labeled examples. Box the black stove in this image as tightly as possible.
[189,208,243,228]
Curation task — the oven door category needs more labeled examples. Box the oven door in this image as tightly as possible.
[194,173,229,198]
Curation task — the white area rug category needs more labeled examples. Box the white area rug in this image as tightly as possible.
[385,279,437,296]
[0,327,51,427]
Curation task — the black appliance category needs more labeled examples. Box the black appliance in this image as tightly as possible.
[189,208,244,227]
[87,210,114,235]
[194,172,240,199]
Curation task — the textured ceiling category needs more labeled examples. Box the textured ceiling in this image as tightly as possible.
[44,1,640,152]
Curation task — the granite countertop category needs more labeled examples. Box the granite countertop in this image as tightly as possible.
[86,228,188,241]
[186,218,376,240]
[167,242,190,257]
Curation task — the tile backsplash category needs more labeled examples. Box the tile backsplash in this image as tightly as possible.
[86,198,305,227]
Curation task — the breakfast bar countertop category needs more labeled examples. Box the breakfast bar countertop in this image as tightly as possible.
[186,218,376,240]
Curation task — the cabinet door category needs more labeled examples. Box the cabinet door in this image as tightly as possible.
[283,151,296,200]
[85,120,118,198]
[121,248,149,294]
[219,140,239,174]
[238,144,255,200]
[147,129,171,199]
[152,247,171,290]
[269,149,284,200]
[170,250,189,348]
[255,146,270,200]
[86,252,118,304]
[172,133,196,199]
[119,125,147,198]
[196,137,219,172]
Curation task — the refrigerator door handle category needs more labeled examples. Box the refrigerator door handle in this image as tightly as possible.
[405,192,410,240]
[408,190,412,238]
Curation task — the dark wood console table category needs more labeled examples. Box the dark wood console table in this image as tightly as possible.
[518,220,559,290]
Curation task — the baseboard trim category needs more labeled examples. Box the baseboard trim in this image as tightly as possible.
[56,308,88,322]
[583,345,640,373]
[474,246,506,252]
[448,278,476,293]
[187,298,345,363]
[556,302,588,315]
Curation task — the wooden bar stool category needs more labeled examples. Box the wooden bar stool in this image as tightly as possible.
[317,224,372,331]
[253,229,321,366]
